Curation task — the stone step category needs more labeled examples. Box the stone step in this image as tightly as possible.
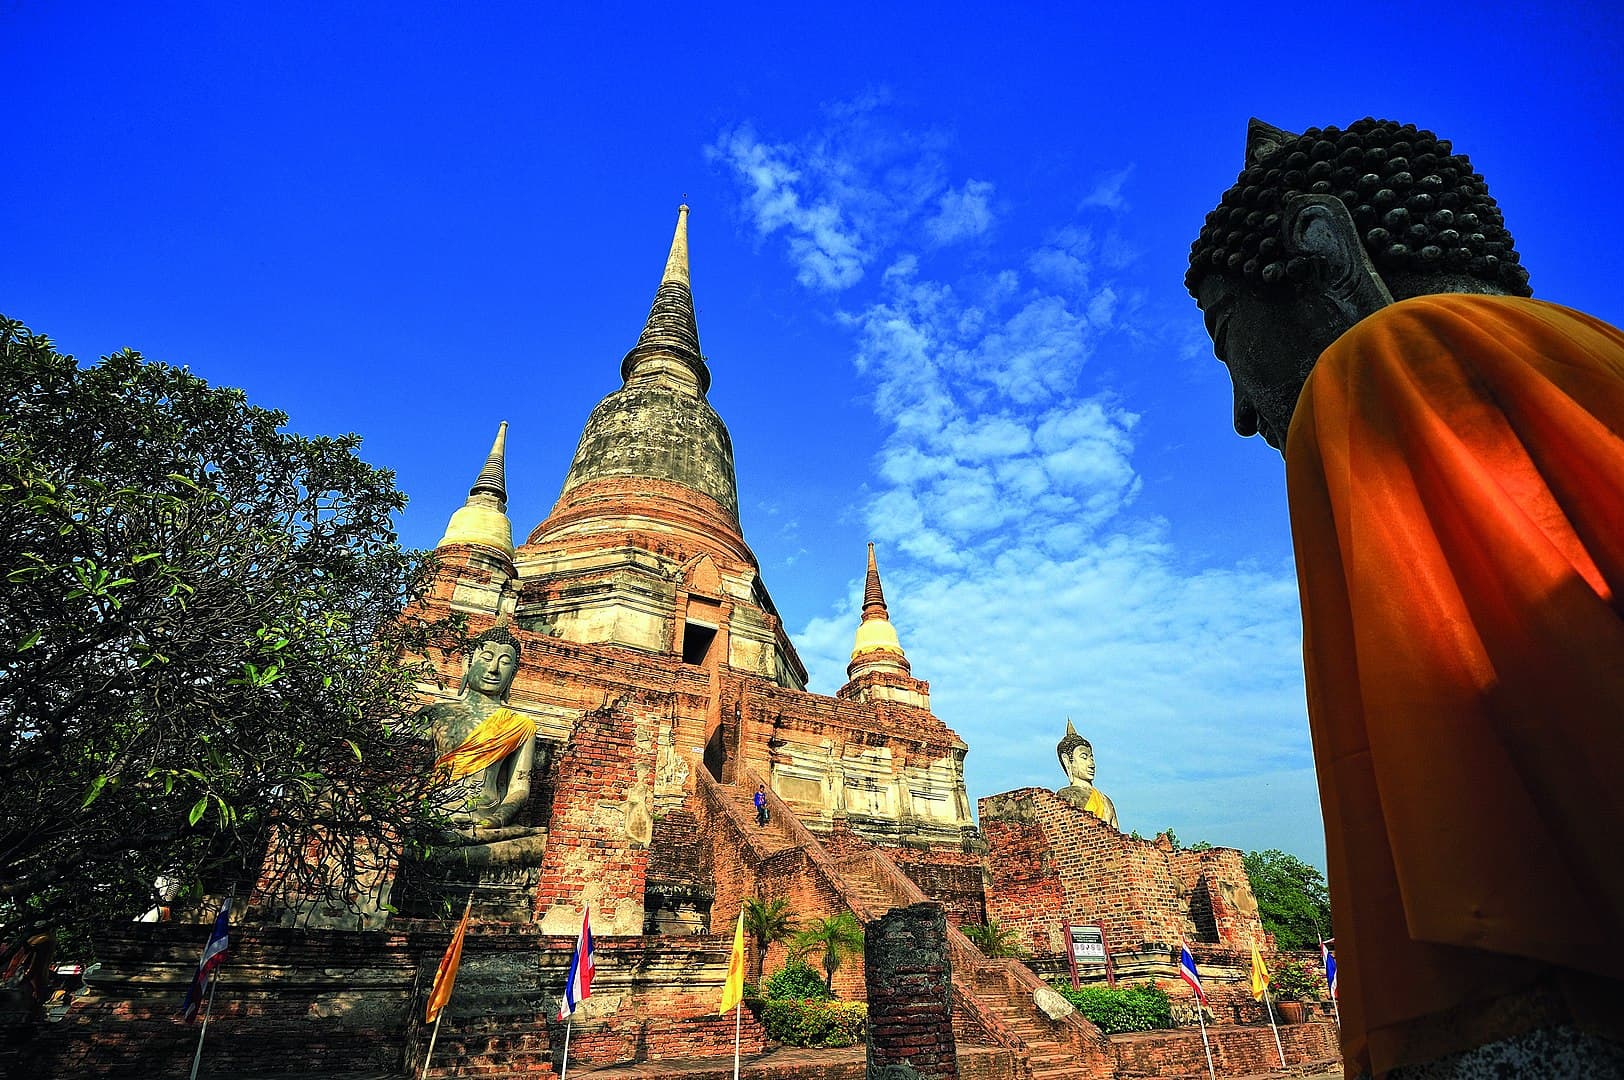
[425,1063,556,1078]
[429,1049,554,1068]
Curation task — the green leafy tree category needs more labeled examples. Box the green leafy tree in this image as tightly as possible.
[0,319,449,950]
[961,917,1026,958]
[743,896,799,982]
[1242,849,1332,951]
[792,911,864,995]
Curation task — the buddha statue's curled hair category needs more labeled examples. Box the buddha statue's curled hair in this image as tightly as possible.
[1056,718,1090,766]
[469,624,523,662]
[1185,118,1532,299]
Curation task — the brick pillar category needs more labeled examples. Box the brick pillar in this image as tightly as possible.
[865,902,957,1080]
[534,705,653,936]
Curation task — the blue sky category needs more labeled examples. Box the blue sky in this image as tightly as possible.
[7,2,1623,869]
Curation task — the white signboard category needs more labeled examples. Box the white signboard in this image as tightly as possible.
[1070,925,1107,963]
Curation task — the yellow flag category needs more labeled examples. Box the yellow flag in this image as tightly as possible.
[1249,942,1270,1002]
[718,911,746,1014]
[425,897,473,1023]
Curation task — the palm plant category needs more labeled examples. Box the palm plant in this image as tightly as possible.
[961,917,1027,959]
[742,896,799,982]
[792,911,865,995]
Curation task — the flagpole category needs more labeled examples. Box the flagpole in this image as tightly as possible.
[1263,987,1286,1067]
[419,1004,447,1080]
[187,971,219,1080]
[188,886,234,1080]
[732,997,742,1080]
[559,1016,573,1080]
[1194,1000,1215,1080]
[421,893,473,1080]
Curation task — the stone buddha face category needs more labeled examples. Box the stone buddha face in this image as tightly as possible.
[1197,274,1344,452]
[464,639,519,702]
[1063,741,1096,787]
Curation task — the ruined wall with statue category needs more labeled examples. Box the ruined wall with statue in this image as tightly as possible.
[979,786,1266,980]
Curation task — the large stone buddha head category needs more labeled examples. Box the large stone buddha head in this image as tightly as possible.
[1186,118,1531,454]
[1057,720,1096,787]
[461,625,522,704]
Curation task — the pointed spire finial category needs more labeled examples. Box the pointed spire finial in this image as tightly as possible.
[661,204,691,287]
[437,421,514,558]
[621,205,708,392]
[1066,718,1078,737]
[469,420,509,505]
[848,542,910,673]
[862,541,890,622]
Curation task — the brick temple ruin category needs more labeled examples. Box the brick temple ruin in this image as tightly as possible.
[21,208,1338,1079]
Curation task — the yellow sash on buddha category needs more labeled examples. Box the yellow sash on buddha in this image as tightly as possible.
[1083,788,1108,820]
[435,707,535,782]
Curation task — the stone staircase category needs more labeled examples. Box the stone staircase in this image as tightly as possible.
[420,1017,557,1077]
[418,1026,558,1071]
[726,784,805,860]
[703,770,1115,1080]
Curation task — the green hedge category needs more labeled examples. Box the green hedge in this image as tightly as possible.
[1052,982,1174,1034]
[760,1000,867,1047]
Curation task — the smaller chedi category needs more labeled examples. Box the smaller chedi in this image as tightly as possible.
[1055,719,1118,830]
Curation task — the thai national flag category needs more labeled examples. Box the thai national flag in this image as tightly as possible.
[1320,939,1338,1000]
[180,898,232,1022]
[558,906,595,1021]
[1178,942,1207,1004]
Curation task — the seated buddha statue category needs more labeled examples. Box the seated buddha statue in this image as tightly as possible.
[419,626,546,866]
[1055,720,1118,830]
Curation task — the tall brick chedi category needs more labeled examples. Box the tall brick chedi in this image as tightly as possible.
[412,206,981,941]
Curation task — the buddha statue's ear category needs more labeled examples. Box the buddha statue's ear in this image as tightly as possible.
[1280,194,1395,329]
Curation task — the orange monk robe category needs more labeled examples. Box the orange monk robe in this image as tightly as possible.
[1286,294,1624,1077]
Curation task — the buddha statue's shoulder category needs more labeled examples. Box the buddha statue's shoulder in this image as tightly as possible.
[1055,784,1089,808]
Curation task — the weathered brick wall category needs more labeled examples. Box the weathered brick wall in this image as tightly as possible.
[982,788,1189,957]
[1110,1018,1339,1077]
[865,903,957,1079]
[20,924,418,1078]
[534,704,658,936]
[1166,847,1265,949]
[976,793,1068,957]
[886,846,988,928]
[17,923,778,1077]
[549,937,768,1067]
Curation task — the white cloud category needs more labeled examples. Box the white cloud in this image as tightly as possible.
[925,179,996,245]
[1079,164,1136,212]
[714,109,1321,867]
[707,126,868,291]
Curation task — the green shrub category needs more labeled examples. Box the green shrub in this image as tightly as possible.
[1052,982,1174,1034]
[763,957,832,1002]
[1270,956,1320,1002]
[761,1000,867,1047]
[960,918,1027,958]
